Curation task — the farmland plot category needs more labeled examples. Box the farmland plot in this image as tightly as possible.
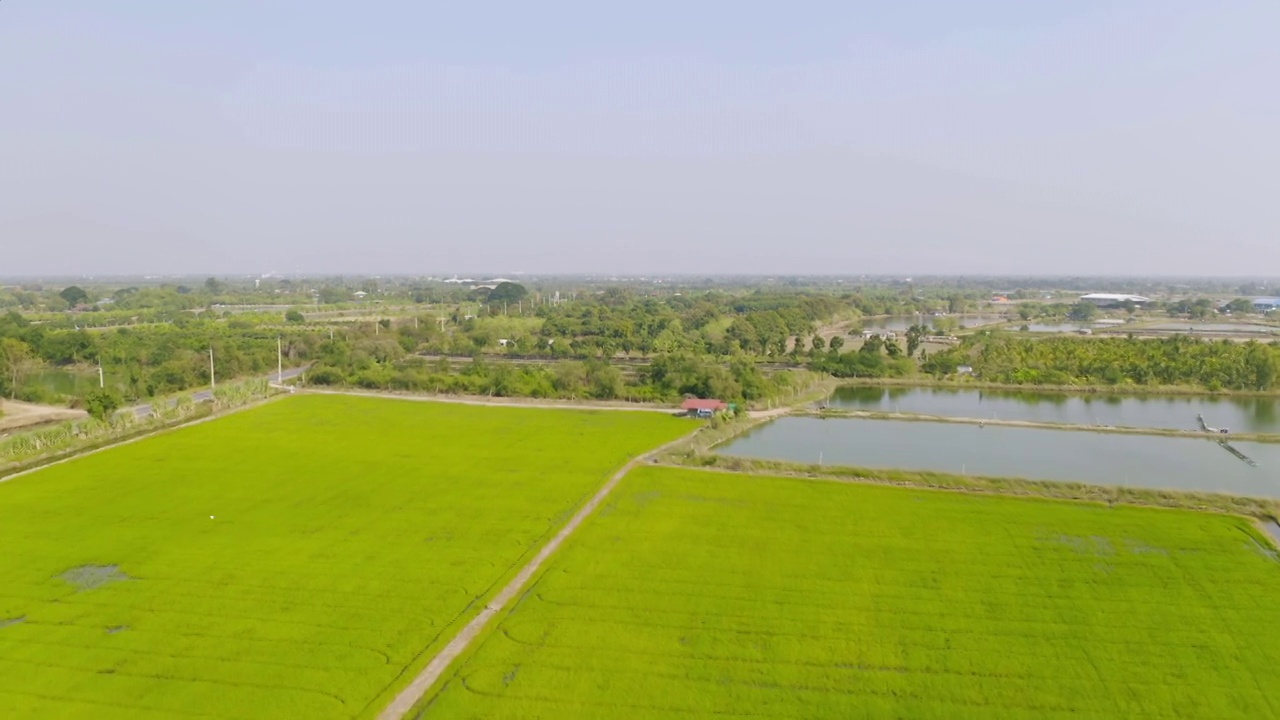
[0,395,689,719]
[422,467,1280,719]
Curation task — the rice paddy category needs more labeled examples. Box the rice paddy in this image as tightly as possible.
[8,394,1280,720]
[0,395,690,719]
[419,466,1280,719]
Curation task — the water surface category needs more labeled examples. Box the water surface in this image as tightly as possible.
[28,369,97,397]
[860,315,1006,332]
[828,386,1280,434]
[721,417,1280,497]
[1020,323,1092,333]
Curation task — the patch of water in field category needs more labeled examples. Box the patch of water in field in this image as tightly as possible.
[719,417,1280,497]
[828,386,1280,434]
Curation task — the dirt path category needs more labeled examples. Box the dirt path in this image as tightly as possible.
[375,432,695,720]
[797,409,1280,443]
[304,388,677,413]
[0,400,87,433]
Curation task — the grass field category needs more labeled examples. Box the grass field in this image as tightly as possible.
[420,467,1280,719]
[0,395,690,719]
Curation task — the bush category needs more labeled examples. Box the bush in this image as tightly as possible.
[306,367,346,386]
[84,389,123,420]
[285,310,306,323]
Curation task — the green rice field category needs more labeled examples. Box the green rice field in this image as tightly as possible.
[420,467,1280,719]
[0,395,689,719]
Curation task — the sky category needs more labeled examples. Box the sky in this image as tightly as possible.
[2,1,1278,277]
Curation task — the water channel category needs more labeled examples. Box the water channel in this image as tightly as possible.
[828,386,1280,434]
[1020,322,1092,333]
[1142,322,1280,335]
[719,417,1280,497]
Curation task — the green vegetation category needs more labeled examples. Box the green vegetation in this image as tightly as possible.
[422,466,1280,718]
[0,311,322,405]
[926,334,1280,391]
[0,395,690,718]
[3,276,1278,408]
[0,379,276,474]
[307,344,826,407]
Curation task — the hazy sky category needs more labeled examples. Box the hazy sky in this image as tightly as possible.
[2,1,1277,277]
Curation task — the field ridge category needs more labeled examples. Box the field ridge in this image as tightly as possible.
[375,432,697,720]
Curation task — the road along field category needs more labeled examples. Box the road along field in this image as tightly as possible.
[419,466,1280,719]
[0,394,691,719]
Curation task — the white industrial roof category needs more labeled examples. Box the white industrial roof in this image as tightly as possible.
[1079,293,1150,302]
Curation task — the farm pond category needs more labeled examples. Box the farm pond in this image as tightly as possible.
[719,417,1280,497]
[827,386,1280,434]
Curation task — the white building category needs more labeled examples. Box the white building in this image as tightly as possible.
[1078,293,1149,306]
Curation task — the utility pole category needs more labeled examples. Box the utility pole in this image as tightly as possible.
[209,347,216,390]
[98,359,104,389]
[277,337,283,384]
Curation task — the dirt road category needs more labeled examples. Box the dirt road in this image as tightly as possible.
[0,400,87,433]
[374,432,696,720]
[305,388,679,413]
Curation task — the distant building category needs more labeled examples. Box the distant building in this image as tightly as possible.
[352,291,368,298]
[1079,293,1150,307]
[957,365,974,375]
[1253,298,1280,313]
[861,330,898,340]
[681,398,729,418]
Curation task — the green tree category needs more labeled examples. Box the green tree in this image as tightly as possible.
[488,282,529,305]
[1222,298,1254,315]
[932,316,959,334]
[586,361,623,399]
[59,285,89,307]
[84,388,123,420]
[1068,302,1098,322]
[0,338,37,398]
[284,309,306,323]
[905,325,925,357]
[551,361,587,396]
[318,287,348,304]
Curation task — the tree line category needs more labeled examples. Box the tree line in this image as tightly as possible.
[922,334,1279,391]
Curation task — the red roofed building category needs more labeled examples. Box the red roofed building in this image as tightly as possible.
[681,398,728,417]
